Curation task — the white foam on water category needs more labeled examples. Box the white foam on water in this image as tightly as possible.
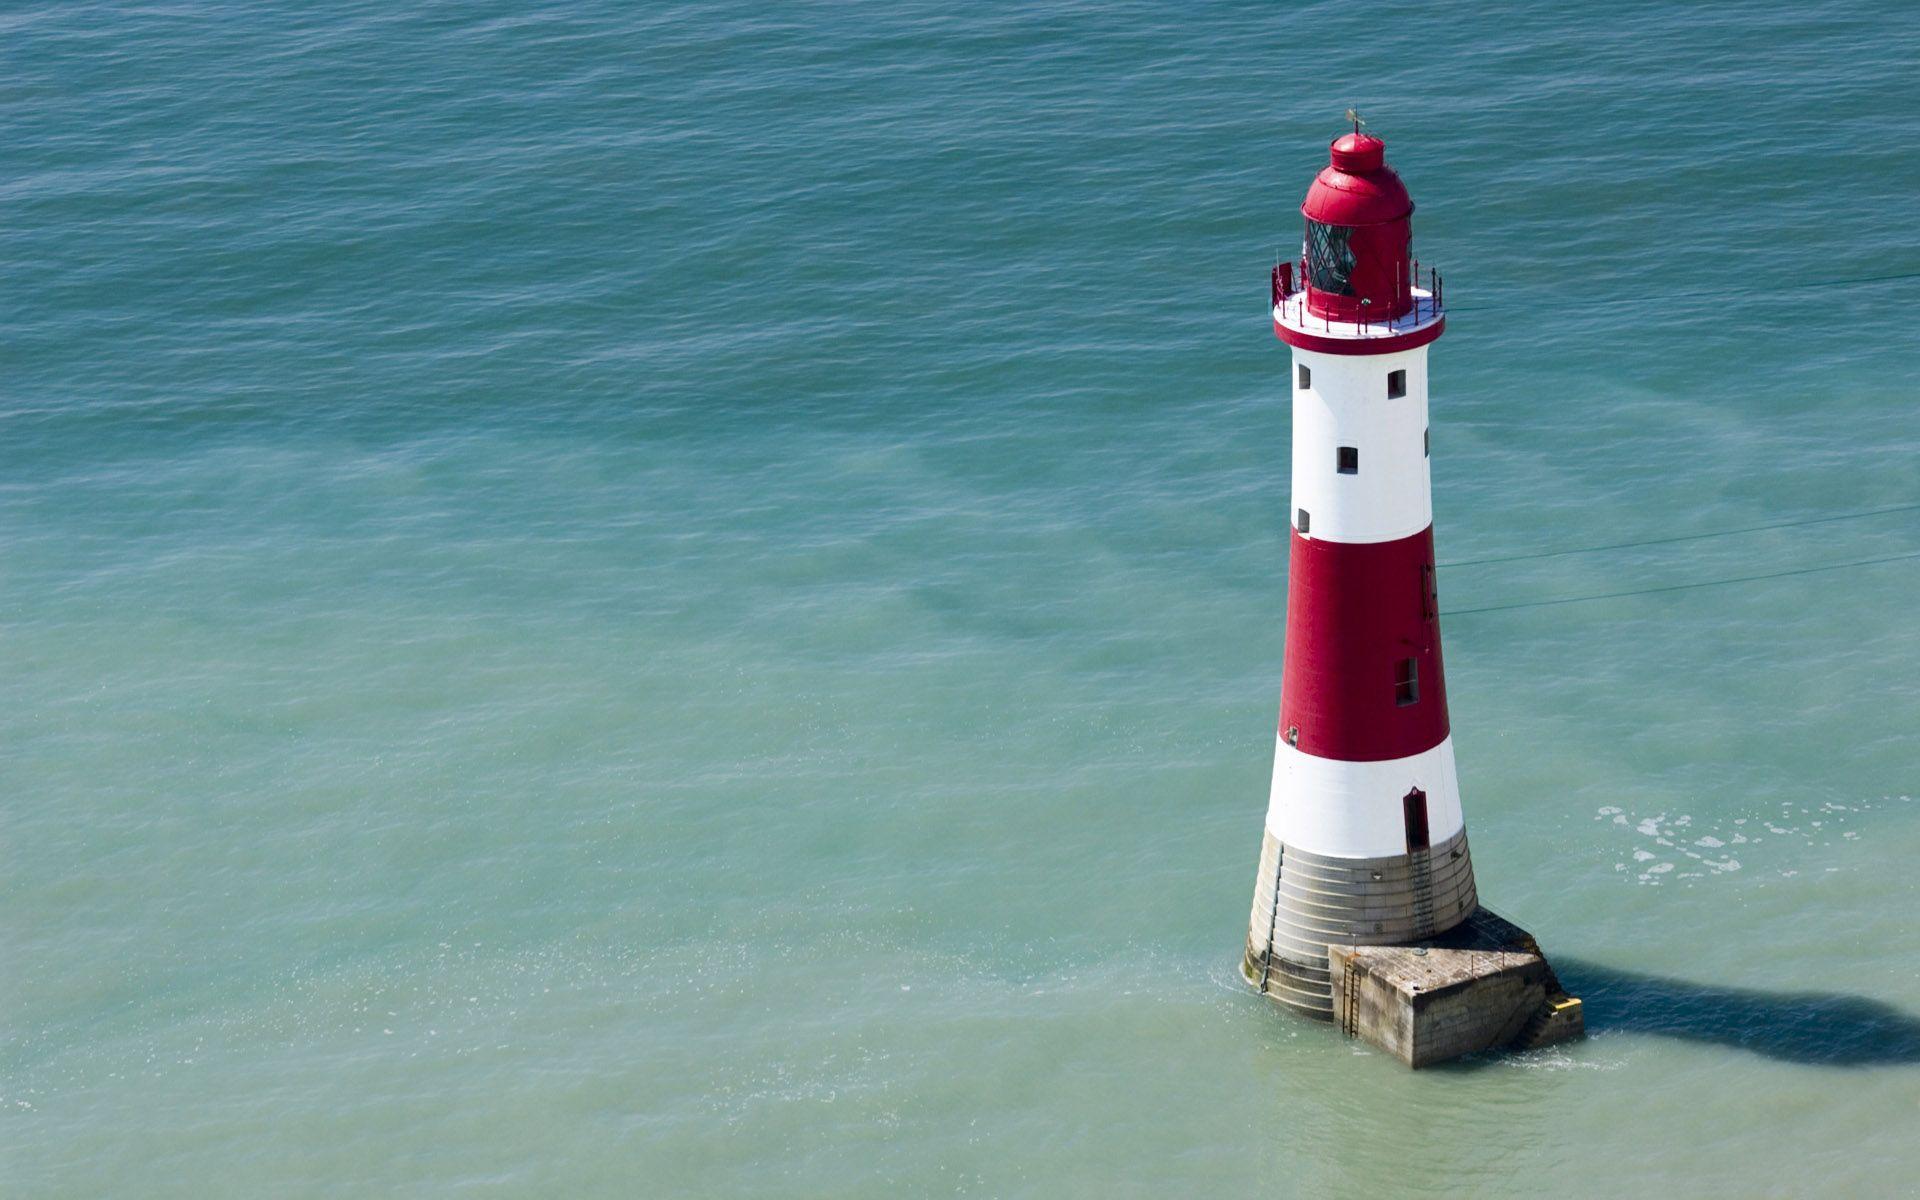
[1600,792,1884,892]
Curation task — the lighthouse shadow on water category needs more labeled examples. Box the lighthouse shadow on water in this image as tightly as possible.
[1552,960,1920,1069]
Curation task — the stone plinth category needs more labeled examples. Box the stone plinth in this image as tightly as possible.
[1327,907,1584,1067]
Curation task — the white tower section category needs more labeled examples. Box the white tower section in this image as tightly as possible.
[1288,345,1431,545]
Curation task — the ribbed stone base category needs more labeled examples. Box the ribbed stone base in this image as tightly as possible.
[1242,827,1478,1017]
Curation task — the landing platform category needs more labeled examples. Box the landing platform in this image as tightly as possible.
[1328,906,1584,1067]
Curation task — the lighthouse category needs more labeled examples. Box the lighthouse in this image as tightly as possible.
[1240,128,1582,1061]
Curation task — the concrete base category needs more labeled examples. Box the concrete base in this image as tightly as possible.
[1327,906,1584,1067]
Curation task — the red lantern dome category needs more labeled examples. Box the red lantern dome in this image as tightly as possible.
[1299,133,1415,323]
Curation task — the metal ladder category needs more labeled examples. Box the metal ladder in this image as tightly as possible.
[1408,846,1436,940]
[1339,955,1360,1037]
[1258,845,1285,994]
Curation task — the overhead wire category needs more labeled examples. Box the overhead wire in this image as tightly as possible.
[1437,502,1920,568]
[1445,267,1920,313]
[1438,269,1920,605]
[1443,550,1920,617]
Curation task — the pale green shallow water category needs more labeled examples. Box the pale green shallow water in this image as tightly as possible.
[6,2,1920,1195]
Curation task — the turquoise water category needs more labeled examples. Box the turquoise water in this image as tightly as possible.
[7,1,1920,1193]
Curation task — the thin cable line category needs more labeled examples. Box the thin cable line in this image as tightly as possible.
[1801,269,1920,289]
[1443,550,1920,617]
[1438,502,1920,568]
[1451,264,1920,311]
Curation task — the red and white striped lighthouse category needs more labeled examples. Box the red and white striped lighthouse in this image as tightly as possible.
[1243,129,1478,1018]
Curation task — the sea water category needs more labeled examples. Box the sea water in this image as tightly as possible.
[5,1,1920,1194]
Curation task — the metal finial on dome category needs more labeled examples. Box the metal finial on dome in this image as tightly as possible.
[1344,107,1365,135]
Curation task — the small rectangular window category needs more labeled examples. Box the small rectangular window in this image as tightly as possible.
[1297,508,1310,534]
[1336,446,1358,474]
[1424,427,1430,458]
[1297,364,1311,390]
[1387,369,1407,399]
[1395,658,1419,706]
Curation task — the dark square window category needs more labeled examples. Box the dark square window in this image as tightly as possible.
[1297,364,1311,390]
[1297,508,1310,533]
[1337,446,1359,474]
[1388,369,1407,399]
[1395,658,1419,706]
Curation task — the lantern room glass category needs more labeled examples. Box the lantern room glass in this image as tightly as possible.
[1305,221,1357,296]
